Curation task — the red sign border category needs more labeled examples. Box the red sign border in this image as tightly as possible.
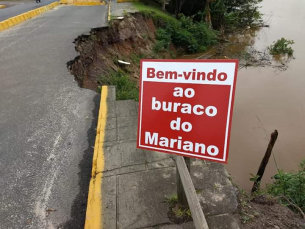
[137,59,239,164]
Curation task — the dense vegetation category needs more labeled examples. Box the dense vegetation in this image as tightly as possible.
[154,15,217,53]
[101,0,263,100]
[135,0,263,54]
[268,38,295,56]
[155,0,263,30]
[134,1,217,54]
[266,160,305,215]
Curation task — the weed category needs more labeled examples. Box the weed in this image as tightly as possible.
[98,71,138,101]
[130,53,145,65]
[173,206,192,218]
[195,189,202,194]
[108,15,117,28]
[165,194,178,206]
[268,38,294,56]
[266,160,305,214]
[173,208,184,217]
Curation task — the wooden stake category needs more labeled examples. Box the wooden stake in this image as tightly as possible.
[176,156,209,229]
[251,130,278,194]
[177,157,190,207]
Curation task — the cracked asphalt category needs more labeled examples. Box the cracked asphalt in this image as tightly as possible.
[0,5,107,228]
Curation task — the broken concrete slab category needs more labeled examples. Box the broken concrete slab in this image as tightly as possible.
[197,185,238,216]
[206,213,240,229]
[190,160,238,216]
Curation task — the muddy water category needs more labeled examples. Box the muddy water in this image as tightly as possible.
[227,0,305,191]
[181,0,305,192]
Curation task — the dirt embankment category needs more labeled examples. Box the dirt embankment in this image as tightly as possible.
[68,13,173,90]
[239,195,304,229]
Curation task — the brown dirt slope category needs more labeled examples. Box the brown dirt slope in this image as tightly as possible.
[239,195,304,229]
[68,13,161,90]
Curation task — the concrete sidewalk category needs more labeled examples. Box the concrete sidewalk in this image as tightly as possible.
[87,86,240,229]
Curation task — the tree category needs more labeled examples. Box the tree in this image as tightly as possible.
[205,0,212,29]
[174,0,187,18]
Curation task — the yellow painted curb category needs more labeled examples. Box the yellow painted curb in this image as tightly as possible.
[0,4,6,9]
[7,19,14,27]
[61,0,104,6]
[18,15,24,23]
[107,0,111,21]
[26,12,31,19]
[0,1,59,32]
[0,21,9,29]
[29,11,35,18]
[84,86,108,229]
[73,2,102,6]
[22,13,29,20]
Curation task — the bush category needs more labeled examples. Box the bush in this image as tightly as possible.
[98,71,138,101]
[266,160,305,214]
[152,13,217,53]
[154,28,172,52]
[268,38,294,56]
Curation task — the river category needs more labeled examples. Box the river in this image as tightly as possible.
[180,0,305,192]
[226,0,305,191]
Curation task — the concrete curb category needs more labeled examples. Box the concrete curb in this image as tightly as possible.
[107,0,111,21]
[59,0,106,6]
[0,2,59,32]
[84,86,108,229]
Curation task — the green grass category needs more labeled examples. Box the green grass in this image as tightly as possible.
[132,1,177,23]
[165,194,178,206]
[98,71,138,101]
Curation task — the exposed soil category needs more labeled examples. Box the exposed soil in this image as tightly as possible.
[238,193,305,229]
[68,13,175,91]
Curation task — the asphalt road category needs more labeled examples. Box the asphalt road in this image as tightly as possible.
[0,0,57,21]
[0,5,107,228]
